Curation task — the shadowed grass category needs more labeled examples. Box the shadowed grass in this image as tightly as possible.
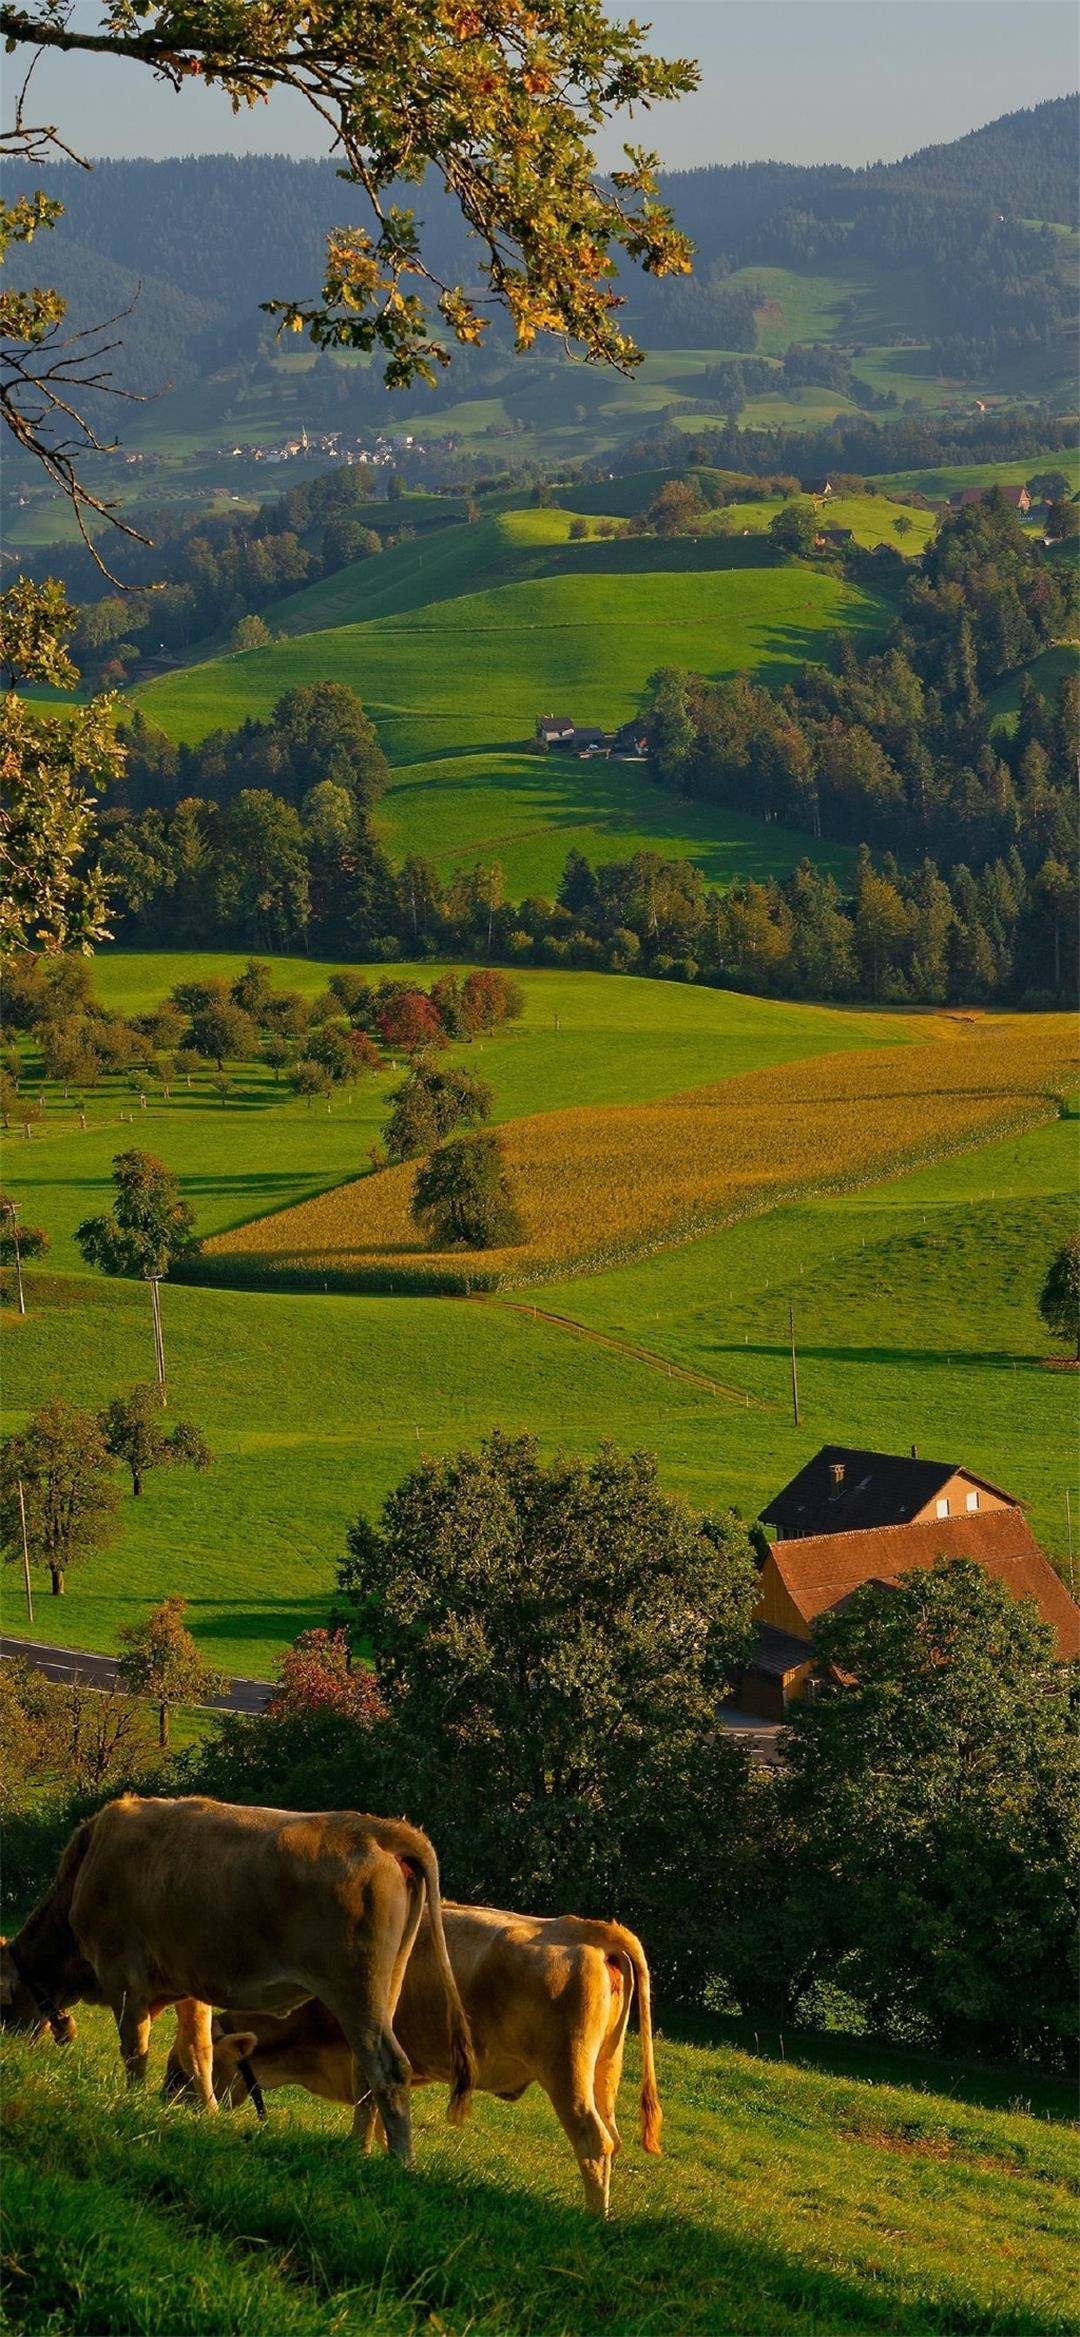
[2,2013,1074,2336]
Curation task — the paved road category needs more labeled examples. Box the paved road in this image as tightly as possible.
[0,1635,273,1716]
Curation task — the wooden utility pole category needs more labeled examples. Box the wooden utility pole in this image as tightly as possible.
[788,1301,800,1429]
[5,1199,25,1316]
[149,1278,167,1406]
[17,1478,34,1626]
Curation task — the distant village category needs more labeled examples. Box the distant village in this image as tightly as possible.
[214,427,425,468]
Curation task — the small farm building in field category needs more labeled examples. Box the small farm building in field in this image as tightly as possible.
[537,715,576,745]
[760,1443,1019,1540]
[736,1471,1080,1717]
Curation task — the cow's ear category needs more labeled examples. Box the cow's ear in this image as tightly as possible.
[216,2029,259,2069]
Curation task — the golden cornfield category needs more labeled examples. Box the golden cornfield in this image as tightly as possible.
[206,1014,1077,1295]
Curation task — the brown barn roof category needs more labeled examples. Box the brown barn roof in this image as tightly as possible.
[770,1512,1080,1661]
[761,1444,1018,1537]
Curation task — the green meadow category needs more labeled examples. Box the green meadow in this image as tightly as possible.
[375,749,855,897]
[878,452,1080,498]
[136,563,881,759]
[3,954,1074,1675]
[4,2013,1073,2337]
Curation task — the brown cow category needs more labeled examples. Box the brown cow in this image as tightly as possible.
[1,1793,474,2164]
[166,1901,661,2214]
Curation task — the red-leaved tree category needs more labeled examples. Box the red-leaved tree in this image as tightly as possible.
[375,990,445,1057]
[267,1629,385,1725]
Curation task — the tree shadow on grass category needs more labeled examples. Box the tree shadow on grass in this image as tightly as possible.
[181,1597,330,1651]
[671,2009,1077,2124]
[710,1338,1039,1373]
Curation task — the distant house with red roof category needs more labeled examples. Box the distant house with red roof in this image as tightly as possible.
[948,483,1031,514]
[738,1447,1078,1718]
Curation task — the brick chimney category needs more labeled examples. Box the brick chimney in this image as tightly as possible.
[829,1461,846,1492]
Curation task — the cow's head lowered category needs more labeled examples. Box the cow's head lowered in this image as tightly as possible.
[163,2025,258,2110]
[0,1938,78,2043]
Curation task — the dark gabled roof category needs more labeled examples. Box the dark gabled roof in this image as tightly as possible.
[762,1444,1019,1537]
[571,727,606,746]
[768,1512,1080,1662]
[538,714,575,733]
[746,1622,816,1679]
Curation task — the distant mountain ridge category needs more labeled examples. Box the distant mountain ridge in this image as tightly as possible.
[5,98,1076,460]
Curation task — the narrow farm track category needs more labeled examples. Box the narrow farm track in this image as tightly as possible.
[477,1294,772,1408]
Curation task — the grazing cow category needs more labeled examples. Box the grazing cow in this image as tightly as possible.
[1,1793,474,2164]
[166,1902,661,2214]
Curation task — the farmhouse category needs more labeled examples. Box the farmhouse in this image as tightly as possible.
[536,715,647,757]
[948,483,1032,513]
[737,1450,1080,1718]
[761,1443,1019,1539]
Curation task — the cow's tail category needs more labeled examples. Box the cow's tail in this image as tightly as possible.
[615,1929,663,2156]
[405,1835,477,2128]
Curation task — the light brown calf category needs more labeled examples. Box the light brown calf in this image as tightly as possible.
[1,1793,474,2165]
[167,1901,661,2214]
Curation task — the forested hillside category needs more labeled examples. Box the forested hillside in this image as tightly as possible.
[8,99,1076,435]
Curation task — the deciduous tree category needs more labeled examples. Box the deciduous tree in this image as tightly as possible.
[1039,1234,1080,1361]
[411,1130,522,1248]
[781,1560,1079,2063]
[1,1398,120,1596]
[336,1435,759,1994]
[100,1383,212,1496]
[117,1595,226,1749]
[384,1062,493,1163]
[75,1150,197,1401]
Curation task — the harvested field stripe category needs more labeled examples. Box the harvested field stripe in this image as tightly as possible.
[202,1015,1077,1297]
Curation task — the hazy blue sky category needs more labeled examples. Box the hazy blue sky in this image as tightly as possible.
[12,2,1078,172]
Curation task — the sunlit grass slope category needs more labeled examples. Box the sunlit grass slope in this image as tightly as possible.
[135,565,884,758]
[7,963,902,1265]
[2,2007,1074,2337]
[3,961,1073,1672]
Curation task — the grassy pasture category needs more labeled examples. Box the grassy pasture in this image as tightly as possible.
[4,2015,1074,2337]
[5,960,900,1266]
[205,1017,1075,1294]
[877,452,1080,499]
[376,749,855,898]
[4,1117,1074,1673]
[135,565,883,760]
[704,492,936,552]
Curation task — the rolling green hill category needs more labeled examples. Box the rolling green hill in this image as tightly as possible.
[138,562,883,758]
[132,545,884,897]
[2,2013,1073,2337]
